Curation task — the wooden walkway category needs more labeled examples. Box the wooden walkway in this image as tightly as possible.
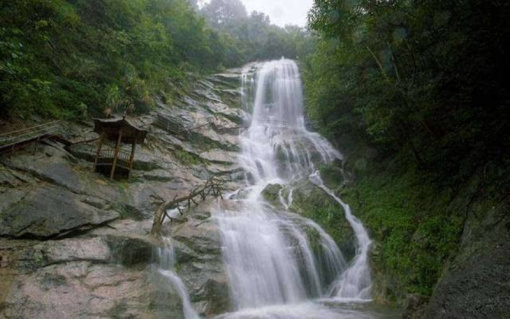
[0,121,62,153]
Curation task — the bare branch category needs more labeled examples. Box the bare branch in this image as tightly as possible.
[151,176,226,235]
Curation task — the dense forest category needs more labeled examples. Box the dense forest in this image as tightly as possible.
[0,0,308,119]
[304,0,510,298]
[200,0,313,64]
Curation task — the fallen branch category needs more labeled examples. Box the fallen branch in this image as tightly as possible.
[151,177,225,234]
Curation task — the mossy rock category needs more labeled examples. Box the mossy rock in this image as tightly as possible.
[261,183,283,208]
[318,160,345,191]
[287,179,356,262]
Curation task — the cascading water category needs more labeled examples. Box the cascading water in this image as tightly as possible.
[214,59,374,318]
[238,60,341,187]
[310,172,372,300]
[156,238,200,319]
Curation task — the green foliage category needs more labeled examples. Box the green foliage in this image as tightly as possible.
[305,1,509,298]
[304,0,510,184]
[201,1,315,64]
[341,166,464,296]
[173,149,202,166]
[0,0,229,119]
[0,0,316,119]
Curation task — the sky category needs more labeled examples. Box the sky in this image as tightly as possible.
[200,0,314,27]
[241,0,314,27]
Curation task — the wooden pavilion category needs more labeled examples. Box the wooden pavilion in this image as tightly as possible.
[93,117,147,180]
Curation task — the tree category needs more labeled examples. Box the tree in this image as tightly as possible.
[0,0,231,119]
[305,0,510,180]
[202,0,247,28]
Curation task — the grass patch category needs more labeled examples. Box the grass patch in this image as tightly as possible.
[174,149,203,166]
[342,168,464,296]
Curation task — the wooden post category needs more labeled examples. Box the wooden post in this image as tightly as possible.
[127,137,137,180]
[94,131,106,170]
[110,128,123,180]
[32,137,40,155]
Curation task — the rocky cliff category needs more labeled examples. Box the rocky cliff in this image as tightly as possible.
[0,70,246,318]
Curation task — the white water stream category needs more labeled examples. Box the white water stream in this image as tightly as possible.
[157,238,200,319]
[310,172,372,300]
[214,59,374,318]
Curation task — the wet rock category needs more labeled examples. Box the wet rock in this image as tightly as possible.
[289,180,356,262]
[173,217,222,257]
[0,234,183,318]
[190,126,239,152]
[0,165,36,188]
[82,196,110,209]
[105,233,161,267]
[4,148,82,191]
[403,293,429,319]
[142,169,176,182]
[200,150,237,164]
[0,187,29,214]
[14,237,111,272]
[39,237,111,264]
[208,72,242,88]
[173,240,201,264]
[198,273,231,317]
[2,150,129,207]
[0,185,119,239]
[160,200,231,317]
[1,260,183,319]
[262,183,283,207]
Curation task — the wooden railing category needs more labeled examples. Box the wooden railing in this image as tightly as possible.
[154,114,189,136]
[97,147,132,163]
[0,121,61,152]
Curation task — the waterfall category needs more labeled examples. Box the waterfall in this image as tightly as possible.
[238,59,341,186]
[309,172,372,300]
[214,59,372,316]
[156,238,200,319]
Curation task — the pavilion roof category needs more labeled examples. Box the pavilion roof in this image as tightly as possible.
[93,117,147,144]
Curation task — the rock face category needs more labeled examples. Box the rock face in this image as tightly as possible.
[423,195,510,319]
[0,68,245,318]
[166,201,232,317]
[0,234,185,319]
[0,185,119,239]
